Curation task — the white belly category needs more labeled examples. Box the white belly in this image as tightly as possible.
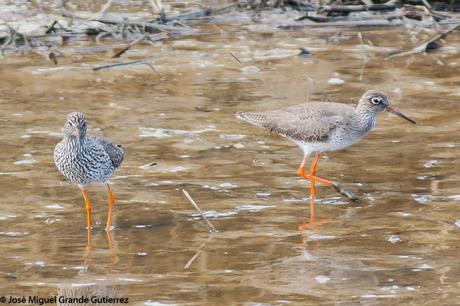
[293,134,363,156]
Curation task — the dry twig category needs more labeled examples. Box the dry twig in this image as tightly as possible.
[161,3,236,23]
[93,59,158,72]
[61,10,198,35]
[331,182,360,202]
[320,4,397,14]
[229,52,242,64]
[182,189,218,233]
[388,22,460,59]
[97,0,116,17]
[112,35,145,58]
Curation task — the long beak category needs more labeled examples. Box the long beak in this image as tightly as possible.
[386,106,416,125]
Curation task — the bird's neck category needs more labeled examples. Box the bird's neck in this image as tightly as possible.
[353,107,377,135]
[63,135,85,152]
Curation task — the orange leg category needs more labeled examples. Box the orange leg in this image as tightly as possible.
[105,184,115,232]
[296,153,333,187]
[80,188,92,244]
[297,153,331,230]
[298,154,360,202]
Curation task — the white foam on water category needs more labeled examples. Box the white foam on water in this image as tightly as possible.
[388,235,401,244]
[139,126,215,138]
[13,159,37,165]
[45,204,64,209]
[328,77,345,85]
[315,275,330,284]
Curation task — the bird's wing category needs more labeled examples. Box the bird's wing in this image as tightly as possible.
[89,136,124,168]
[263,114,343,142]
[236,103,346,142]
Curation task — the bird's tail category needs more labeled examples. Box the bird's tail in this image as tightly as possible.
[235,111,268,128]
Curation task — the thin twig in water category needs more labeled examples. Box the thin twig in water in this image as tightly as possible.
[182,189,218,233]
[229,52,242,64]
[161,3,236,23]
[94,60,159,73]
[45,20,58,34]
[69,0,116,30]
[112,35,145,58]
[387,22,460,59]
[96,0,116,17]
[61,10,194,35]
[320,3,397,13]
[279,19,402,29]
[148,0,163,14]
[331,182,360,202]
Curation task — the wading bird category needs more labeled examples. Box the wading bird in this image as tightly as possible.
[54,112,124,239]
[236,90,416,228]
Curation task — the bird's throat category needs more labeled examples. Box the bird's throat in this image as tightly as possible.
[353,109,377,135]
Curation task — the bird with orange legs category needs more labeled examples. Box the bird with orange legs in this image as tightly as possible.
[54,112,124,243]
[236,90,416,229]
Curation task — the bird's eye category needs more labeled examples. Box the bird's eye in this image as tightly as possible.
[371,97,382,105]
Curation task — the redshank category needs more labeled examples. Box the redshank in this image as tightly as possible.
[236,90,415,225]
[54,112,124,236]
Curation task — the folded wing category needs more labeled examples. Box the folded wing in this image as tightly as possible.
[236,105,344,143]
[90,136,124,168]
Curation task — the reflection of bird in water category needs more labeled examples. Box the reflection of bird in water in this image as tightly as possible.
[57,283,121,306]
[54,112,124,241]
[236,90,415,229]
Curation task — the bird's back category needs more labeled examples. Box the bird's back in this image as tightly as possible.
[236,102,356,143]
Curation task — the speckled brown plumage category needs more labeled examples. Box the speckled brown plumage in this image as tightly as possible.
[54,112,123,235]
[236,90,415,156]
[236,90,416,221]
[54,113,123,186]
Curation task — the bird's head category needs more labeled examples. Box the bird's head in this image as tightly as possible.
[63,112,87,139]
[360,90,416,124]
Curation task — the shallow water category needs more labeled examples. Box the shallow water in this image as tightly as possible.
[0,5,460,305]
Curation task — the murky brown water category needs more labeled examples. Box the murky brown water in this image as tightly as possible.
[1,6,460,305]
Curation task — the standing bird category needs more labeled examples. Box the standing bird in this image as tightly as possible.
[236,90,415,225]
[54,112,124,235]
